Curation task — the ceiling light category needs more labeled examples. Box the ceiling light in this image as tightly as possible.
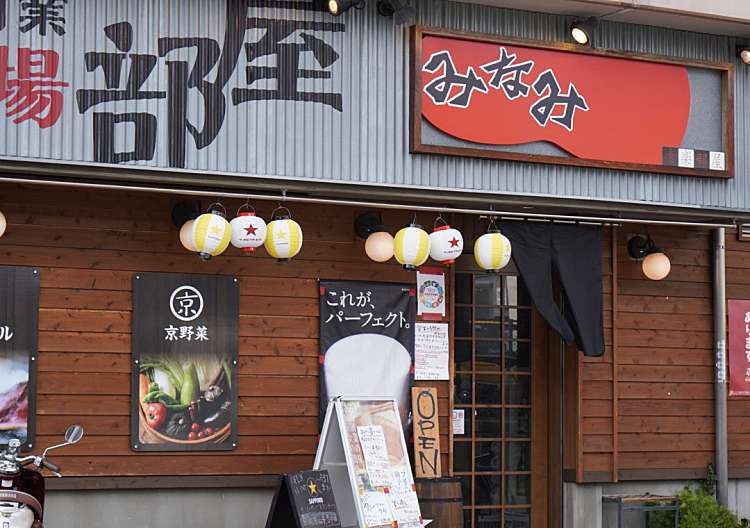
[570,17,598,46]
[327,0,364,16]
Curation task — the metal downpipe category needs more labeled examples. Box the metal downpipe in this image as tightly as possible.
[714,228,728,506]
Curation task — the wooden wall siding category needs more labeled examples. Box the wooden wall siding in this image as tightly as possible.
[579,225,750,482]
[0,184,452,478]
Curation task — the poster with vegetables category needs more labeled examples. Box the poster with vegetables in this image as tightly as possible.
[0,267,39,449]
[131,273,239,452]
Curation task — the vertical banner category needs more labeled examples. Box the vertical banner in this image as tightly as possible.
[0,266,39,449]
[728,299,750,396]
[319,281,415,427]
[131,273,239,451]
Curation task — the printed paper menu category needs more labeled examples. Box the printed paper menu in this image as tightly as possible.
[356,425,391,487]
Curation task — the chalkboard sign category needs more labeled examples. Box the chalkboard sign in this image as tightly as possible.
[265,470,342,528]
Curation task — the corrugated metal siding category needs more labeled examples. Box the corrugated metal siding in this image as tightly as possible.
[0,0,747,211]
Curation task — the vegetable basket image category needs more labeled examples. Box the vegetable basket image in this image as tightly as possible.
[137,355,233,446]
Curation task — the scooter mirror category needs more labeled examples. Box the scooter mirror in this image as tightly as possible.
[64,425,84,445]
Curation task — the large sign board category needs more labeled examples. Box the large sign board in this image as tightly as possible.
[131,273,239,452]
[0,266,39,449]
[411,26,735,178]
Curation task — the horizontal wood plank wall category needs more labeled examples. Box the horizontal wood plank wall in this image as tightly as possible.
[579,228,615,481]
[582,225,723,481]
[0,184,451,479]
[724,230,750,478]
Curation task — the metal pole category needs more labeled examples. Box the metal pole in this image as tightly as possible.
[713,228,729,506]
[0,175,738,229]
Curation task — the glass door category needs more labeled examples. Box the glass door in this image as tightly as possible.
[453,271,534,528]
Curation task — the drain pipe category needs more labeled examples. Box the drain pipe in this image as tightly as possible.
[714,228,728,506]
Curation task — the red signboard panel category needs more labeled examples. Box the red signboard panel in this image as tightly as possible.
[728,299,750,396]
[421,36,690,165]
[411,27,734,178]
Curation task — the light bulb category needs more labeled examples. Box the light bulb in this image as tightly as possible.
[571,27,589,45]
[179,220,197,252]
[365,231,394,262]
[642,252,671,281]
[0,211,6,238]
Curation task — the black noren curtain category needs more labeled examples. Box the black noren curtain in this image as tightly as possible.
[500,221,604,357]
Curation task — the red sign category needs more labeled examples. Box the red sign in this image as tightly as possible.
[728,299,750,396]
[412,28,734,178]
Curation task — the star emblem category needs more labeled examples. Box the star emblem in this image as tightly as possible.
[449,237,460,248]
[244,225,258,236]
[210,226,222,236]
[308,480,317,495]
[276,231,288,241]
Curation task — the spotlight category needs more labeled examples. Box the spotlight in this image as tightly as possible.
[327,0,364,16]
[738,45,750,65]
[570,17,598,46]
[171,200,201,228]
[627,235,671,281]
[355,212,394,263]
[377,0,416,25]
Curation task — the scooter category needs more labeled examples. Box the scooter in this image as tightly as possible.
[0,425,84,528]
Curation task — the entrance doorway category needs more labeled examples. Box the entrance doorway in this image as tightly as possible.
[453,259,556,527]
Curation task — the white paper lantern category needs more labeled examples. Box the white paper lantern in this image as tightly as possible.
[179,219,197,252]
[265,208,303,261]
[429,225,463,264]
[394,224,430,270]
[230,211,267,254]
[474,230,512,272]
[192,209,231,261]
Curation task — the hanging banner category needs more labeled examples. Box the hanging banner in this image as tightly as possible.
[319,281,415,427]
[728,299,750,396]
[411,26,734,178]
[131,273,239,451]
[0,266,39,449]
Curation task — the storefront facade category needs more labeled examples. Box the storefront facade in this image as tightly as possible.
[0,1,749,527]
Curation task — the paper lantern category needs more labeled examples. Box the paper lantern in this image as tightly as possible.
[192,209,231,261]
[179,219,197,252]
[365,231,394,263]
[0,211,6,238]
[265,208,303,261]
[474,230,512,272]
[429,225,463,264]
[394,224,430,270]
[642,252,671,281]
[230,211,267,254]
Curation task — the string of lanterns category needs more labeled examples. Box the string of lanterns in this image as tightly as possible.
[356,212,512,272]
[179,201,304,262]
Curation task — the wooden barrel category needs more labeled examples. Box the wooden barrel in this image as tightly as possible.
[415,477,464,528]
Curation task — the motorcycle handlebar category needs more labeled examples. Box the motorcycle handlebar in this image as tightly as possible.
[40,459,60,473]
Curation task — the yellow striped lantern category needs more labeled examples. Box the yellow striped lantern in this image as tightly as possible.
[474,226,512,273]
[192,204,231,261]
[264,206,303,262]
[429,217,463,265]
[230,204,267,255]
[394,223,431,271]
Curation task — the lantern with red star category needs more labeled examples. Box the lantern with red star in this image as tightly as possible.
[429,218,464,265]
[230,205,267,254]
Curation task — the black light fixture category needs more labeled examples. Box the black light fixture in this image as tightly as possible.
[570,17,598,46]
[171,200,201,228]
[627,235,671,281]
[376,0,416,25]
[327,0,365,16]
[355,212,394,263]
[738,43,750,65]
